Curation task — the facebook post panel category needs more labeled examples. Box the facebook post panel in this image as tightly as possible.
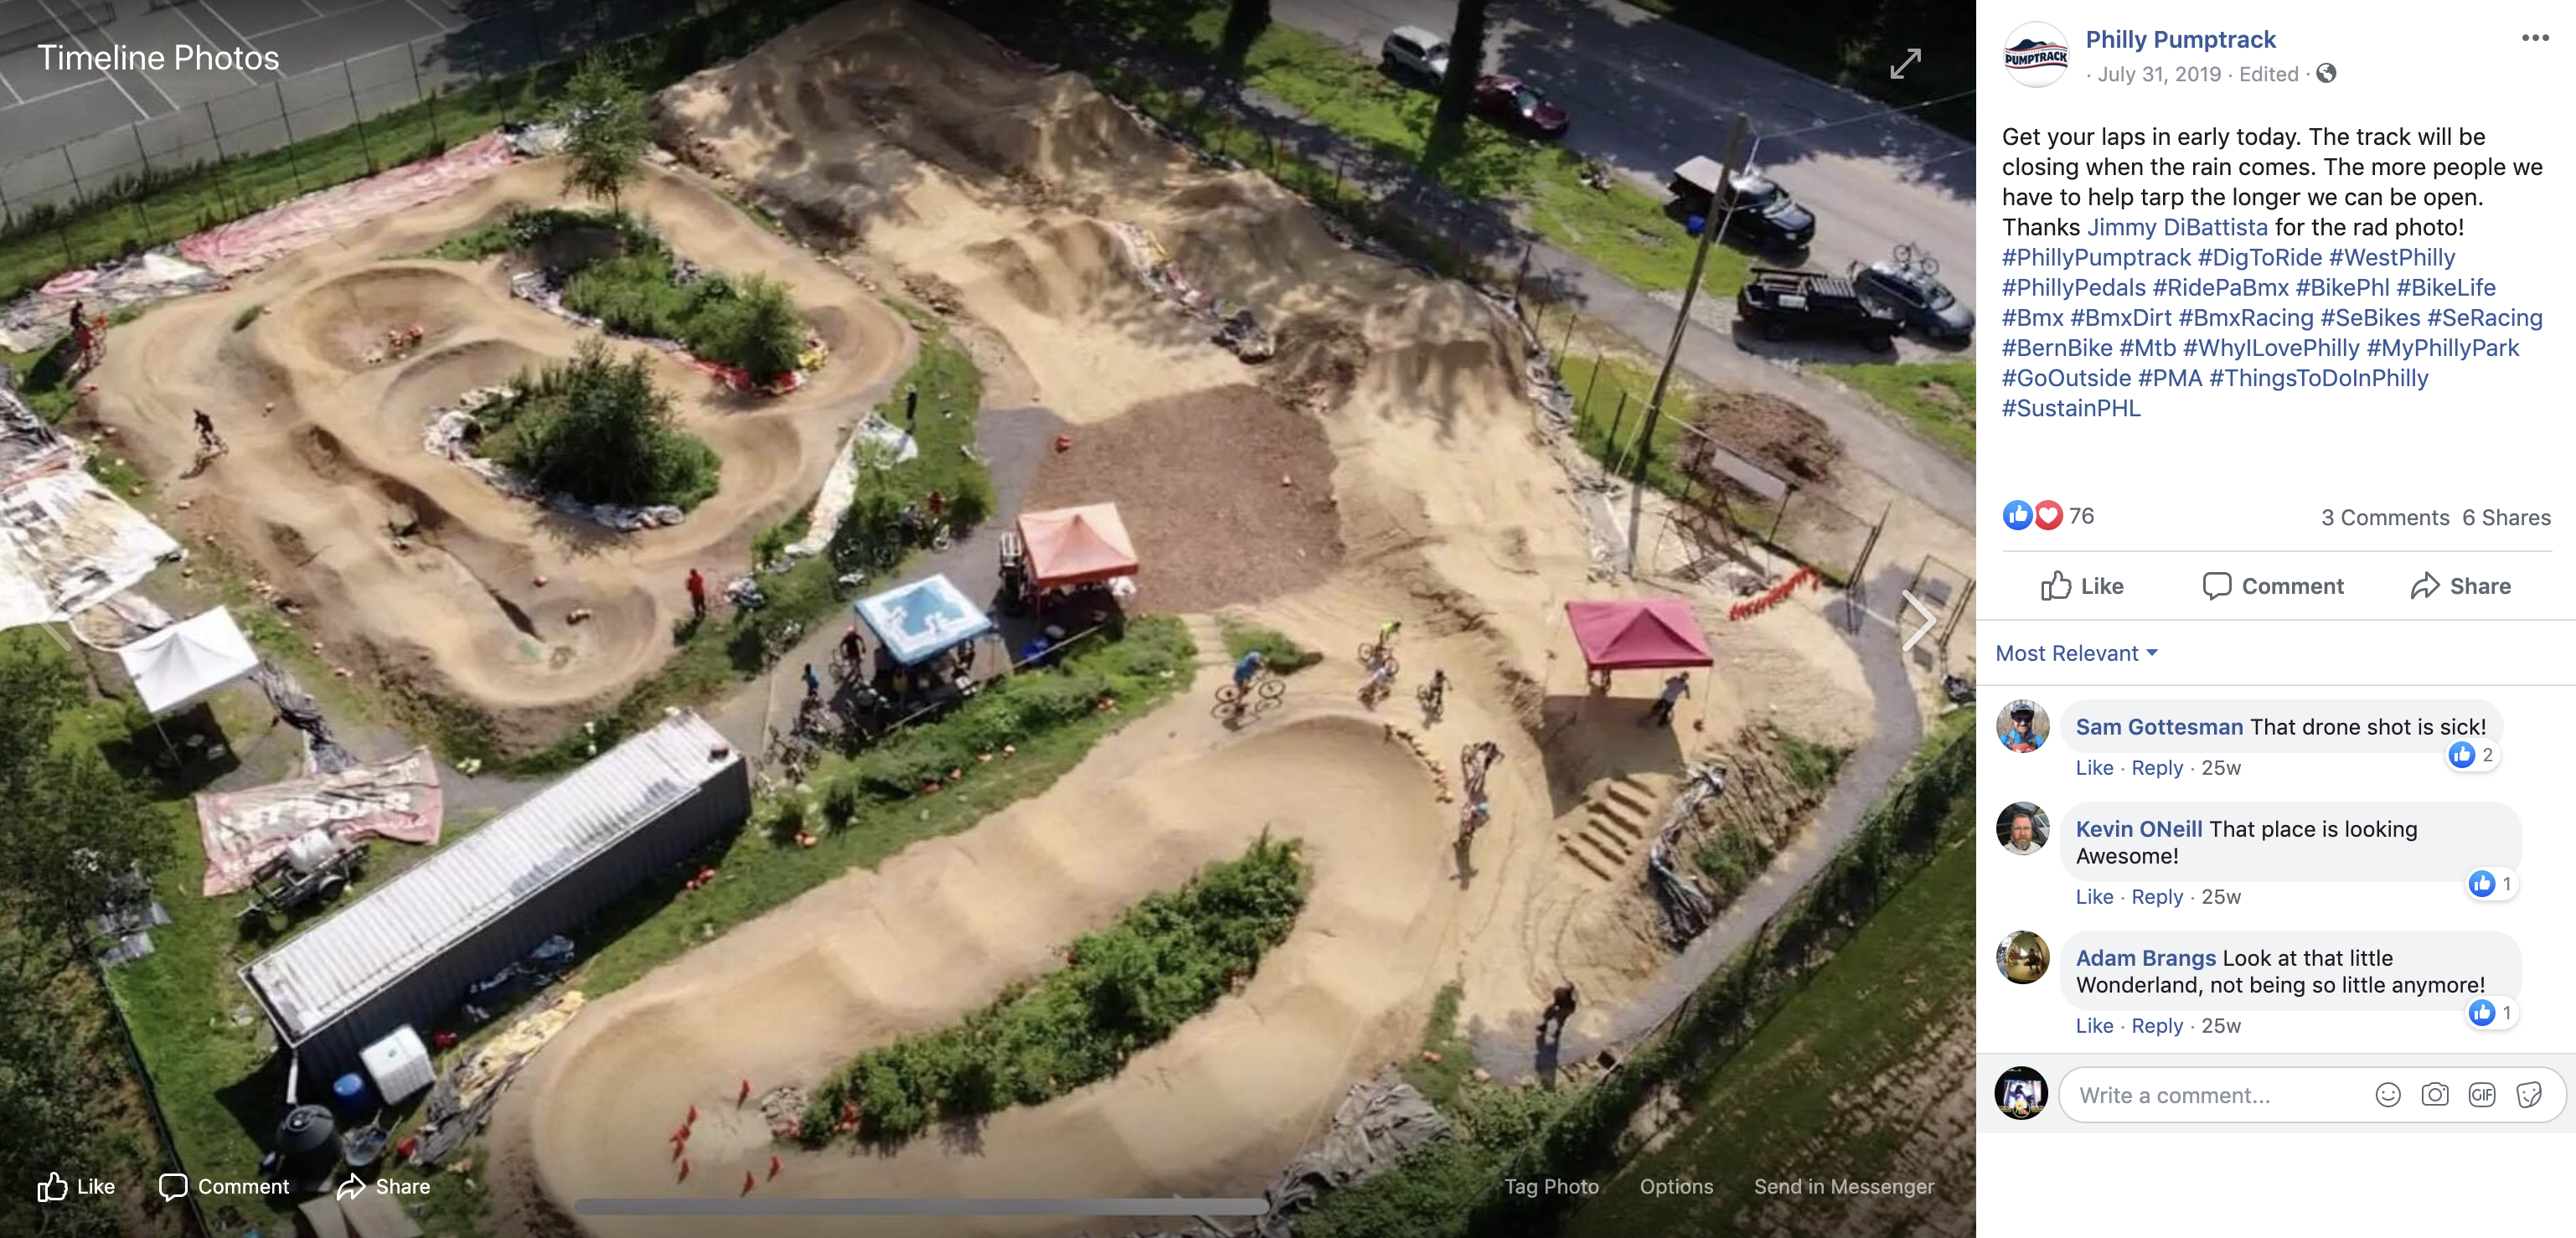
[1978,1,2568,1230]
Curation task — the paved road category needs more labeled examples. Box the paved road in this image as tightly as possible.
[1270,0,1975,313]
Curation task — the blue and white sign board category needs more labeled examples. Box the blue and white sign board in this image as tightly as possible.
[854,574,994,667]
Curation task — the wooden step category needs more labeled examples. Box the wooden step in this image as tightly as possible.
[1577,829,1629,869]
[1587,808,1649,842]
[1601,779,1657,816]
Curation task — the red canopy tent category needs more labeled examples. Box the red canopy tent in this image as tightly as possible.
[1016,503,1138,588]
[1564,599,1713,670]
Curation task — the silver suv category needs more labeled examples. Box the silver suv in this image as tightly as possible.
[1381,26,1450,83]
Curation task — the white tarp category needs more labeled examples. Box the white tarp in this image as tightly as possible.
[0,470,183,630]
[117,606,256,714]
[1,384,77,487]
[784,415,916,559]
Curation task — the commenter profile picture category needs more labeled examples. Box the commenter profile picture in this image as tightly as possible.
[1996,1066,2050,1119]
[1995,699,2048,752]
[1996,802,2049,854]
[1995,931,2050,983]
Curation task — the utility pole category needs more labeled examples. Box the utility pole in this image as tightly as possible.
[1625,112,1751,577]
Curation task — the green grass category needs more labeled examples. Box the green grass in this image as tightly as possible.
[1768,722,1851,792]
[230,303,263,331]
[1218,620,1315,674]
[1558,352,1700,499]
[1562,799,1974,1238]
[1810,360,1975,462]
[803,832,1303,1146]
[579,614,1195,993]
[1,336,83,422]
[1402,982,1477,1112]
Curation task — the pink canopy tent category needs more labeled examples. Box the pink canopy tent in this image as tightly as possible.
[1017,503,1138,588]
[1564,599,1714,671]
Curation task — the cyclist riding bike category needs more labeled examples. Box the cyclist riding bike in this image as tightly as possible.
[1234,649,1267,692]
[837,625,865,676]
[1376,619,1402,654]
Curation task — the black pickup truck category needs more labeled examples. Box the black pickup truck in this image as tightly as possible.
[1734,267,1902,349]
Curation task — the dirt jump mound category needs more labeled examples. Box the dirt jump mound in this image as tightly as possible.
[90,162,911,749]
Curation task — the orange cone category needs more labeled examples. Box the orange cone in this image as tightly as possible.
[678,1158,690,1182]
[769,1155,782,1180]
[742,1171,756,1195]
[739,1079,752,1105]
[687,1103,699,1124]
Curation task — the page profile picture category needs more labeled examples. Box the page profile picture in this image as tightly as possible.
[1996,1066,2050,1119]
[1996,931,2051,983]
[2004,22,2071,87]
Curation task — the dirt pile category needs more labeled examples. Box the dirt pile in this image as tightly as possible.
[1689,389,1840,484]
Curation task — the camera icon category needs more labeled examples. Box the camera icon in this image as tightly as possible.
[2421,1082,2450,1106]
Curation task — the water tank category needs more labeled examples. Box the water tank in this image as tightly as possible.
[274,1104,339,1194]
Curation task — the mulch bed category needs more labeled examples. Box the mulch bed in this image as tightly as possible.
[1025,384,1341,613]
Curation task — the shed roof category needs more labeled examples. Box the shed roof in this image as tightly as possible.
[1017,503,1138,587]
[243,711,740,1045]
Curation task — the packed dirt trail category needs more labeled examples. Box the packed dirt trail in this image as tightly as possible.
[484,1,1882,1230]
[499,686,1469,1238]
[87,161,913,747]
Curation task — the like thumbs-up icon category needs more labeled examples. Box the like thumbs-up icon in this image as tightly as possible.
[37,1173,69,1204]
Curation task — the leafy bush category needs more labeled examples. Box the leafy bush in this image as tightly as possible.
[483,338,720,508]
[691,275,809,383]
[803,835,1306,1146]
[1218,621,1316,673]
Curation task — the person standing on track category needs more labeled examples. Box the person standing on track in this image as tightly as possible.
[1644,672,1691,726]
[686,568,710,622]
[1539,983,1577,1043]
[838,625,865,678]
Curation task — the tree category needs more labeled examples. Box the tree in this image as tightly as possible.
[1215,0,1270,81]
[499,338,717,508]
[0,638,167,947]
[557,54,652,208]
[1423,0,1491,170]
[695,276,808,384]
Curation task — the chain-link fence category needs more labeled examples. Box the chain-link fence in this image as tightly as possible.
[0,0,734,289]
[1540,328,1884,587]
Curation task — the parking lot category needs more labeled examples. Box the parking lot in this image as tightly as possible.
[0,0,465,167]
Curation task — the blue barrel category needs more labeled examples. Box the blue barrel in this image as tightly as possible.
[331,1072,370,1114]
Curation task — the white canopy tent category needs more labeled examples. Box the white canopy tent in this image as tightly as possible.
[118,606,258,714]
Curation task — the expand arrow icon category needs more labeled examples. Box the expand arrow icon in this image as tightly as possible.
[1900,591,1937,653]
[1889,48,1923,80]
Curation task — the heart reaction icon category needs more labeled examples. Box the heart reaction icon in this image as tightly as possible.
[2033,500,2065,531]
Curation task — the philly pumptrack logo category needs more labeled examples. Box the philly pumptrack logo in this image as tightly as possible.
[2004,21,2070,87]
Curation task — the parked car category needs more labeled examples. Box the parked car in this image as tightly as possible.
[1381,26,1450,84]
[1852,259,1974,341]
[1736,267,1900,349]
[1472,75,1569,137]
[1667,157,1816,250]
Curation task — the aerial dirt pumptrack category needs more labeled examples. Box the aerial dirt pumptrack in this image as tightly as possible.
[87,162,912,748]
[481,0,1854,1231]
[502,709,1459,1238]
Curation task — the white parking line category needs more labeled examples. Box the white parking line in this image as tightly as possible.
[193,0,259,48]
[400,0,456,34]
[1,72,115,110]
[172,3,260,85]
[0,64,23,106]
[240,8,344,41]
[34,0,160,117]
[297,0,323,15]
